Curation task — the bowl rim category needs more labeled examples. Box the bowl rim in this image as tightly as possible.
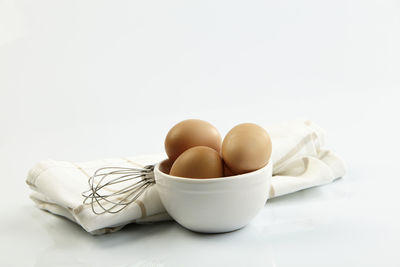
[154,159,272,184]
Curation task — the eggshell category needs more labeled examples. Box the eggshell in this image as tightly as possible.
[222,123,272,175]
[159,158,173,174]
[169,146,224,179]
[223,161,235,177]
[165,119,222,162]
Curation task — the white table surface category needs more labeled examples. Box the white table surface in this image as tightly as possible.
[1,0,399,266]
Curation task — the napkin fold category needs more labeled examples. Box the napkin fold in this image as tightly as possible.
[26,120,346,235]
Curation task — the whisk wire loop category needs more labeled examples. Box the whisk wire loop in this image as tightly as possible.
[82,165,155,214]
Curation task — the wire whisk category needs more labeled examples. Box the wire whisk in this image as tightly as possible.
[82,165,155,214]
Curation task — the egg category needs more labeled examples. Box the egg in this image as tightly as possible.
[222,123,272,175]
[159,158,173,174]
[223,161,235,177]
[165,119,222,162]
[169,146,224,178]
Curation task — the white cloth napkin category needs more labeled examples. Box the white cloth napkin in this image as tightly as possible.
[26,120,346,235]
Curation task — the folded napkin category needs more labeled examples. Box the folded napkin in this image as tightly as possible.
[26,120,346,235]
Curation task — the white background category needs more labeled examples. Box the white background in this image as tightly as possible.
[1,0,400,266]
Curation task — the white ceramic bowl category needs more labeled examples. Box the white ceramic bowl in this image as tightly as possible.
[154,160,273,233]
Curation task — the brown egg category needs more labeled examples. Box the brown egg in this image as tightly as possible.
[169,146,224,178]
[222,123,272,175]
[159,158,173,174]
[165,119,222,162]
[223,161,235,177]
